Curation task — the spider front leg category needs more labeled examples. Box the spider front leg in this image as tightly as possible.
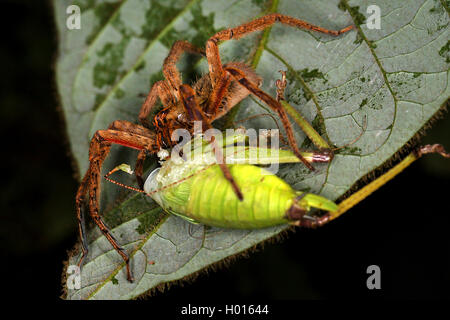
[162,40,205,100]
[139,80,175,128]
[204,14,353,169]
[206,13,354,86]
[76,128,158,282]
[139,41,205,127]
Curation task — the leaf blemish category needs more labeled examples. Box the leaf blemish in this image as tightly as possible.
[360,98,368,107]
[438,40,449,62]
[93,37,130,89]
[115,88,125,99]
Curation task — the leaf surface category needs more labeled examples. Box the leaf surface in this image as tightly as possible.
[54,0,449,299]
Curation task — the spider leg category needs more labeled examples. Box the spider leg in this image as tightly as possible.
[206,13,353,86]
[134,150,147,190]
[139,41,204,127]
[204,69,232,117]
[225,66,315,171]
[75,167,91,270]
[108,120,155,189]
[139,80,175,128]
[179,84,244,201]
[163,40,205,100]
[108,120,157,138]
[76,129,158,282]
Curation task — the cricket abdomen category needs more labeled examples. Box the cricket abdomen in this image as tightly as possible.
[184,165,295,229]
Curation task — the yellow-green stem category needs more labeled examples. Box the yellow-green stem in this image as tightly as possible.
[331,152,419,220]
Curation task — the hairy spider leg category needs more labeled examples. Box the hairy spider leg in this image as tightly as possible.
[139,41,205,127]
[75,168,91,271]
[162,40,206,101]
[204,69,233,117]
[75,126,159,282]
[138,80,176,128]
[108,120,155,190]
[206,13,354,87]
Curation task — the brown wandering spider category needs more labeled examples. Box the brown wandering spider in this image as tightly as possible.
[75,14,354,282]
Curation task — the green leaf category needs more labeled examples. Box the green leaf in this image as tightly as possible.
[54,0,449,299]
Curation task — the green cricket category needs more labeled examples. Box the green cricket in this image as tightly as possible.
[107,128,338,229]
[144,132,337,229]
[105,98,450,232]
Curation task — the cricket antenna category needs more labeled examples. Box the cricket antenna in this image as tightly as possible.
[104,163,215,196]
[104,164,145,193]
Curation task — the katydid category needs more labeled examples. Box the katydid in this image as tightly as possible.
[104,106,450,288]
[145,163,335,229]
[108,130,337,229]
[107,131,450,230]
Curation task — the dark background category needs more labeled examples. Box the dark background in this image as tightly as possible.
[2,1,449,302]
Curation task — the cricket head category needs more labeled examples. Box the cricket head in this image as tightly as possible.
[286,192,338,228]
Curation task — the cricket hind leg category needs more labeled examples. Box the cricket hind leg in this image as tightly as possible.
[76,128,159,282]
[275,70,335,159]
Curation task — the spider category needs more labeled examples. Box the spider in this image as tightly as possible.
[75,13,354,282]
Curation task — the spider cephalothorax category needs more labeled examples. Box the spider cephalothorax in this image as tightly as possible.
[75,13,354,282]
[151,61,262,150]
